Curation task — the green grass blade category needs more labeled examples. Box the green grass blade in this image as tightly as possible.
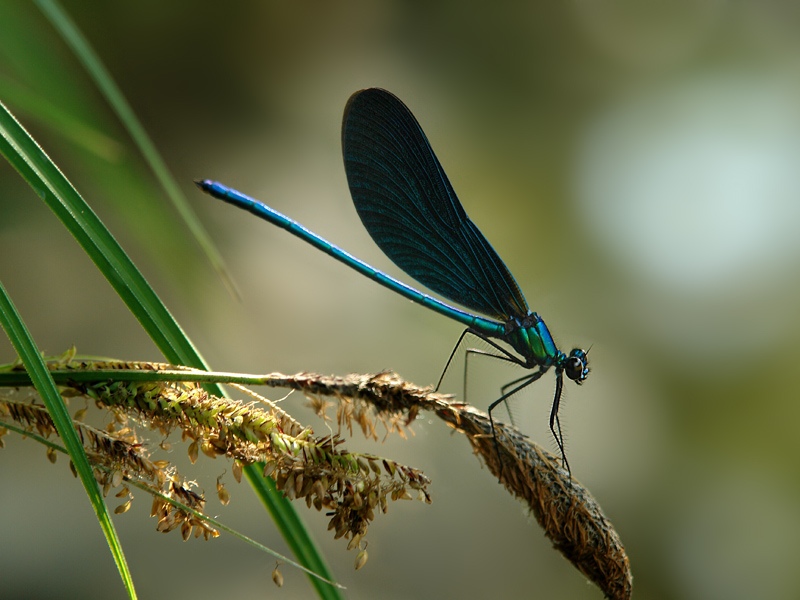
[0,99,200,365]
[0,73,124,160]
[0,282,137,599]
[34,0,239,299]
[0,99,340,598]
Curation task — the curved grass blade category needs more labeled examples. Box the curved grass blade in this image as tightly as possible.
[0,281,137,600]
[34,0,239,299]
[0,100,341,599]
[0,74,124,160]
[0,100,199,363]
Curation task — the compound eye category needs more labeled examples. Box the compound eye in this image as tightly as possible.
[564,350,588,382]
[566,357,582,380]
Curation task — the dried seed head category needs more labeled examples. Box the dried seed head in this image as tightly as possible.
[4,360,446,562]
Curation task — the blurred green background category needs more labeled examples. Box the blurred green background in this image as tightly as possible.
[3,1,800,599]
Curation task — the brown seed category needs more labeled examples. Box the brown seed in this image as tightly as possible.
[367,491,378,509]
[216,477,231,506]
[299,475,314,498]
[274,469,287,490]
[327,514,338,531]
[313,480,326,501]
[272,564,284,588]
[188,441,199,464]
[354,548,368,570]
[284,473,296,500]
[150,496,162,517]
[263,460,277,478]
[347,533,362,551]
[163,518,181,533]
[157,515,174,532]
[111,470,124,488]
[200,441,217,459]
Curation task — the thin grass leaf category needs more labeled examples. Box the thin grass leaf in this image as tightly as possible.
[0,282,137,600]
[0,100,341,599]
[0,100,197,363]
[33,0,239,299]
[0,73,124,160]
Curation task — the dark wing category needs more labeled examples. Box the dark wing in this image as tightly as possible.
[342,88,529,321]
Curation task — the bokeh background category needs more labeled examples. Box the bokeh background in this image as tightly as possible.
[2,2,800,599]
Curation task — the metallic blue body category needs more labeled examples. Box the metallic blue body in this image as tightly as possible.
[197,88,589,470]
[197,180,507,338]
